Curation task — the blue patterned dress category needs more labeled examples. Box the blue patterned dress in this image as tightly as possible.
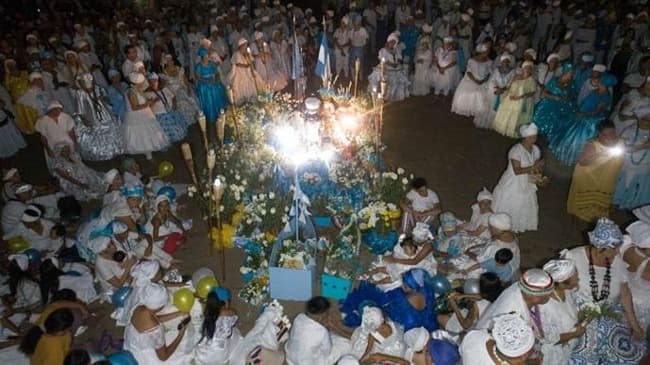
[613,125,650,209]
[533,77,577,144]
[550,89,612,165]
[195,61,228,124]
[146,88,188,143]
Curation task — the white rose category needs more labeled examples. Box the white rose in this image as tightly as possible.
[261,209,267,216]
[402,177,408,185]
[219,205,225,212]
[269,192,275,199]
[397,167,405,175]
[282,216,289,223]
[235,174,241,180]
[246,219,253,224]
[270,207,276,214]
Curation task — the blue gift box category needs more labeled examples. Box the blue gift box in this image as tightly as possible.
[321,273,352,300]
[268,234,315,301]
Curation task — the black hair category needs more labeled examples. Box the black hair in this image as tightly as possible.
[597,119,616,133]
[199,292,225,343]
[40,258,65,305]
[64,349,91,365]
[51,289,77,302]
[123,45,136,55]
[411,177,427,189]
[19,308,74,355]
[53,223,66,237]
[22,208,40,222]
[479,272,504,302]
[93,361,111,365]
[113,251,126,263]
[400,236,416,248]
[7,259,37,298]
[306,296,330,315]
[495,249,513,265]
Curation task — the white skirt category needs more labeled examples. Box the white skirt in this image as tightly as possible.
[492,175,539,232]
[451,76,488,117]
[411,63,433,96]
[123,108,170,154]
[432,66,460,96]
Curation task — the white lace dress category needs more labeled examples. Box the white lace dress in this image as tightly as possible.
[123,89,170,155]
[539,292,579,365]
[124,321,191,365]
[432,47,460,96]
[451,58,492,117]
[193,315,243,365]
[492,143,541,232]
[474,67,515,129]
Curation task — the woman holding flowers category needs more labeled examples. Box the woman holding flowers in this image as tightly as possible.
[562,218,645,364]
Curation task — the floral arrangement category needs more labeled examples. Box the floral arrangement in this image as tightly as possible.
[277,239,313,270]
[578,302,622,322]
[238,274,270,306]
[238,192,290,237]
[359,201,398,234]
[379,167,412,206]
[324,216,362,279]
[329,157,368,189]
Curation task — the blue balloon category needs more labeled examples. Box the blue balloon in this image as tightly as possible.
[23,248,41,265]
[157,186,177,201]
[112,286,133,308]
[107,350,138,365]
[431,274,452,296]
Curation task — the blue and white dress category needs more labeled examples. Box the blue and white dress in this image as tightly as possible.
[613,124,650,209]
[195,61,228,124]
[146,87,188,143]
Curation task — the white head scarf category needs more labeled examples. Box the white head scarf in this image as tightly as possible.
[3,168,18,181]
[543,259,576,282]
[104,168,119,184]
[477,187,493,202]
[112,221,129,235]
[633,205,650,224]
[524,48,537,60]
[141,283,169,310]
[21,205,41,222]
[404,327,430,352]
[627,221,650,248]
[520,123,538,137]
[88,236,111,254]
[14,183,32,195]
[592,64,607,72]
[9,254,29,271]
[488,213,512,231]
[519,268,554,296]
[492,313,535,357]
[154,194,170,212]
[131,261,161,286]
[361,306,384,332]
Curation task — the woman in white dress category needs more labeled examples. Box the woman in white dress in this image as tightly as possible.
[535,53,562,101]
[460,187,494,239]
[474,54,517,129]
[432,37,460,97]
[229,300,288,365]
[368,34,410,101]
[39,257,97,305]
[229,39,264,105]
[611,77,650,134]
[269,31,291,84]
[123,72,169,160]
[539,259,585,365]
[563,218,646,364]
[411,26,433,96]
[114,260,163,327]
[492,123,543,233]
[451,43,492,117]
[0,104,26,159]
[252,32,287,92]
[145,195,187,256]
[161,55,201,125]
[193,291,242,365]
[124,283,191,365]
[51,143,105,202]
[349,306,405,360]
[621,219,650,340]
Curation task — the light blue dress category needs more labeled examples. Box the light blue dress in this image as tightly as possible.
[550,89,612,165]
[613,124,650,209]
[533,77,577,144]
[195,61,228,124]
[107,82,128,123]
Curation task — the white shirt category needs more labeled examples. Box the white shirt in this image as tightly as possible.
[123,171,144,187]
[1,200,27,234]
[459,330,496,364]
[95,256,125,292]
[35,113,75,150]
[350,27,369,47]
[121,59,138,78]
[4,219,60,253]
[406,189,440,212]
[333,28,351,50]
[285,314,332,365]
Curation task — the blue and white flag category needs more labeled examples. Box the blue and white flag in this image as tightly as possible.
[315,32,331,86]
[291,26,303,80]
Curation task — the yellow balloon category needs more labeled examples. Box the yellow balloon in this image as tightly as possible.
[196,276,219,299]
[172,288,195,313]
[158,161,175,178]
[8,236,30,253]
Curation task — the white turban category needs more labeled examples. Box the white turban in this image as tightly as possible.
[337,355,360,365]
[627,221,650,248]
[524,48,537,60]
[505,42,517,53]
[104,168,119,184]
[154,194,170,211]
[488,213,512,231]
[342,16,350,25]
[522,60,535,69]
[361,306,384,332]
[581,54,594,62]
[520,123,538,137]
[28,72,42,82]
[14,183,33,195]
[131,260,161,286]
[519,268,554,296]
[88,236,111,254]
[412,222,433,243]
[112,220,129,235]
[461,13,471,21]
[477,187,493,202]
[592,64,607,72]
[404,327,430,352]
[3,168,18,181]
[543,259,576,282]
[443,36,454,44]
[129,72,145,85]
[633,205,650,223]
[141,283,169,310]
[238,38,248,47]
[9,254,29,271]
[546,53,560,63]
[387,34,399,43]
[476,43,488,53]
[21,205,42,222]
[422,24,433,33]
[254,31,264,40]
[47,101,64,112]
[492,313,535,358]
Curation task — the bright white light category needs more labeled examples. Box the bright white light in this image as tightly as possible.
[340,113,358,129]
[608,146,624,157]
[275,125,299,150]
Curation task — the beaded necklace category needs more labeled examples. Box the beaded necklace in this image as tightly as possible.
[588,247,611,302]
[625,125,650,166]
[490,341,510,365]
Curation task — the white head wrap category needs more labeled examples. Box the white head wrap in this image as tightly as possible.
[387,34,399,43]
[592,64,607,72]
[522,61,535,69]
[546,53,560,63]
[461,13,471,22]
[326,10,334,17]
[477,187,493,202]
[488,213,512,231]
[131,260,161,286]
[627,221,650,248]
[422,24,433,33]
[129,72,145,84]
[404,327,430,352]
[47,101,64,112]
[104,168,120,184]
[543,259,576,282]
[64,50,77,59]
[154,194,170,211]
[14,183,33,195]
[342,16,350,25]
[524,48,537,60]
[21,205,42,222]
[412,222,433,243]
[361,306,384,331]
[3,168,18,181]
[476,43,488,53]
[519,268,554,296]
[505,42,517,53]
[520,123,538,137]
[633,205,650,223]
[254,31,264,40]
[9,254,29,271]
[112,220,129,235]
[28,72,42,82]
[141,283,169,310]
[88,236,111,254]
[238,38,248,47]
[443,36,454,44]
[581,54,594,62]
[492,313,535,357]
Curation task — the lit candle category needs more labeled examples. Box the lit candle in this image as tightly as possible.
[380,57,385,77]
[207,149,216,170]
[227,86,235,104]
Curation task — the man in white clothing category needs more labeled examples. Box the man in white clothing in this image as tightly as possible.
[34,101,77,161]
[350,17,369,80]
[334,17,352,79]
[286,296,351,365]
[401,177,442,233]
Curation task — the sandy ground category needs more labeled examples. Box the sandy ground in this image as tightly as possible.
[2,94,635,356]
